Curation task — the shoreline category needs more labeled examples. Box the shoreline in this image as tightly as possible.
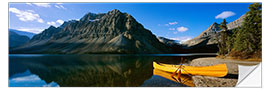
[189,57,260,87]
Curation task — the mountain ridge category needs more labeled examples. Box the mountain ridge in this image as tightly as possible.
[9,29,36,39]
[9,31,30,48]
[10,9,170,54]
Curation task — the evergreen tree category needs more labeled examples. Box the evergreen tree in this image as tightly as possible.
[229,3,262,59]
[220,19,228,31]
[233,3,261,56]
[218,19,228,55]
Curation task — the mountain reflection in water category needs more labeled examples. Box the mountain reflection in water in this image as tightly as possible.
[9,54,216,87]
[9,55,154,87]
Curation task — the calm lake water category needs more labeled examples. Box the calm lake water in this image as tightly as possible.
[9,54,216,87]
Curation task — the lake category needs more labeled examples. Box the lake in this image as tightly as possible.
[9,54,216,87]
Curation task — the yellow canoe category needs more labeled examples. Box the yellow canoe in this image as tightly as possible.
[154,69,195,87]
[153,62,228,77]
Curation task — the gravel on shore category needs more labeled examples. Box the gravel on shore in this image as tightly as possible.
[189,57,260,87]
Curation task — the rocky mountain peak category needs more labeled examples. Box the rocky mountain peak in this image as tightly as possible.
[196,22,221,38]
[212,22,218,26]
[30,25,61,42]
[108,9,121,14]
[227,14,246,29]
[59,20,76,28]
[11,9,170,54]
[48,25,57,29]
[181,22,221,48]
[80,12,105,22]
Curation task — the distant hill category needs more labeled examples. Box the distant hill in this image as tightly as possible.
[157,37,180,47]
[9,31,30,48]
[10,9,170,54]
[9,29,36,39]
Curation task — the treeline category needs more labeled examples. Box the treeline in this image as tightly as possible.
[218,3,262,59]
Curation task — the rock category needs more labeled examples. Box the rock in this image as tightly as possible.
[227,14,246,30]
[192,76,237,87]
[189,57,260,87]
[10,9,170,54]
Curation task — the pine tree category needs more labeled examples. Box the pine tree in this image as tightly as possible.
[218,19,228,55]
[231,3,262,58]
[220,19,228,31]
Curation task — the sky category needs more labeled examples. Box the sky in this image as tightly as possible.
[9,3,252,42]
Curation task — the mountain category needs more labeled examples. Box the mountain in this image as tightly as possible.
[162,22,220,53]
[227,14,246,30]
[181,22,221,48]
[9,29,36,39]
[9,31,30,48]
[179,15,246,53]
[10,9,170,54]
[157,37,180,47]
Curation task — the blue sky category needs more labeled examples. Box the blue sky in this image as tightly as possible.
[9,3,252,41]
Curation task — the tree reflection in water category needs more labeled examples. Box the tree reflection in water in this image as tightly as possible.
[9,55,154,87]
[9,54,215,87]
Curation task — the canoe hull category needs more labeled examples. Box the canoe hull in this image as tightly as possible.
[153,62,228,77]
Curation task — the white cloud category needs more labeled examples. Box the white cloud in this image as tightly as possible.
[15,27,45,34]
[56,3,63,4]
[169,21,178,25]
[47,21,56,26]
[56,19,64,24]
[55,5,60,8]
[164,21,178,26]
[26,3,51,7]
[26,3,32,5]
[177,26,188,32]
[26,10,35,13]
[47,19,65,26]
[32,3,51,7]
[215,11,236,19]
[9,8,44,23]
[37,19,44,23]
[55,5,66,9]
[170,36,193,43]
[169,28,175,30]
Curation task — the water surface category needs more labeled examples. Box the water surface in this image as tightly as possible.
[9,54,216,87]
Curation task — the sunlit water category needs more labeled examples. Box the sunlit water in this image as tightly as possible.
[9,54,216,87]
